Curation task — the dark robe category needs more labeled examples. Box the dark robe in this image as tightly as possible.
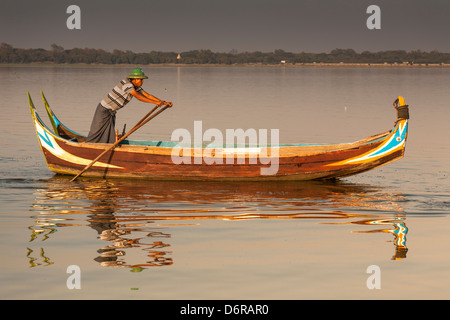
[86,104,117,143]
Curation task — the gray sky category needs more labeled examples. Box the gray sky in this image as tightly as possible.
[1,0,450,53]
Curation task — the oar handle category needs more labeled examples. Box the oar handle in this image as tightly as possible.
[70,104,170,181]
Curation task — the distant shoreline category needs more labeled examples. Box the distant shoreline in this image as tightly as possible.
[3,44,450,67]
[2,62,450,68]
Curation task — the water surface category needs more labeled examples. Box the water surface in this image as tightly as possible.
[0,65,449,300]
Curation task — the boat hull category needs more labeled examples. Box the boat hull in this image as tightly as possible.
[29,93,408,181]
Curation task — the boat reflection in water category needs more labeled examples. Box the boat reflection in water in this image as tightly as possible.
[28,177,409,270]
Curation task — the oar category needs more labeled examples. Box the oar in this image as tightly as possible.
[70,104,170,182]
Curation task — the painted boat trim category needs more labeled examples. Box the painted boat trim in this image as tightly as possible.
[327,119,408,166]
[29,93,123,170]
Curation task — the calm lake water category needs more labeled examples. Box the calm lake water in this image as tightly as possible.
[0,65,449,300]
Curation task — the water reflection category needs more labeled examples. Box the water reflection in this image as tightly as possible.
[28,177,409,270]
[358,216,408,260]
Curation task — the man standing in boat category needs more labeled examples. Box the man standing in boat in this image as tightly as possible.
[86,68,172,143]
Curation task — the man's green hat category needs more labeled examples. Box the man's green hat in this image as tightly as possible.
[127,67,148,79]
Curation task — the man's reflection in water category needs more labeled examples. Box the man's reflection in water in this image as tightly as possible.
[87,196,173,270]
[89,204,129,267]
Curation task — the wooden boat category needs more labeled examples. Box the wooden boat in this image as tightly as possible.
[28,91,409,180]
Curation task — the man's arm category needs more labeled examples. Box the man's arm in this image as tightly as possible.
[130,90,172,107]
[130,90,162,104]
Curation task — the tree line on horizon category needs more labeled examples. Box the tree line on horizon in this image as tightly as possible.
[1,43,450,65]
